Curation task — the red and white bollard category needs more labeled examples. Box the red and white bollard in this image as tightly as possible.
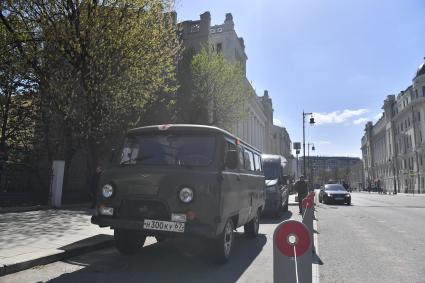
[302,197,314,249]
[273,220,312,283]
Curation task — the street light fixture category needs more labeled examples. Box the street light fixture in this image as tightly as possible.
[303,111,315,180]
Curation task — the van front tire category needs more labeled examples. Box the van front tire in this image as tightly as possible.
[244,210,260,238]
[114,229,146,254]
[212,218,234,263]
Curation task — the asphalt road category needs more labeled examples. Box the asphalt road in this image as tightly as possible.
[0,205,302,283]
[317,192,425,283]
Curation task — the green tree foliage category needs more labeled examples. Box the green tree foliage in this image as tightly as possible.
[1,0,181,189]
[0,20,38,163]
[177,44,251,129]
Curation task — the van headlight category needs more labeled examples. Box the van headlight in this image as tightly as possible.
[179,187,194,204]
[102,184,114,198]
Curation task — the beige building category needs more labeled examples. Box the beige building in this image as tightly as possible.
[361,59,425,193]
[179,12,291,159]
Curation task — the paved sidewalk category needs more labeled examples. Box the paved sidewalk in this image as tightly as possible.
[0,208,119,276]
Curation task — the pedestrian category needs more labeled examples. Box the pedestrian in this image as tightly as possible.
[294,175,308,214]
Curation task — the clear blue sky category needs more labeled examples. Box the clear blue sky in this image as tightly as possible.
[176,0,425,157]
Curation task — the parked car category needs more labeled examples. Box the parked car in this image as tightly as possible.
[261,154,290,217]
[91,124,265,263]
[319,183,351,205]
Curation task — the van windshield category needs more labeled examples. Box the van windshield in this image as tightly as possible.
[120,134,215,167]
[263,162,280,180]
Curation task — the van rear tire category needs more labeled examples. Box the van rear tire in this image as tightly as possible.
[244,210,260,238]
[114,229,146,254]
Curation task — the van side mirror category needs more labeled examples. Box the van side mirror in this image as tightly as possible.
[225,150,238,170]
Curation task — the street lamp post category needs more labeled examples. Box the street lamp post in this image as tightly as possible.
[303,111,315,180]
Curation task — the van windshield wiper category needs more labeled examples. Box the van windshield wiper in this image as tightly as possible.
[120,155,154,165]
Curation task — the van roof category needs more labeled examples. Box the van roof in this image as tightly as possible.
[261,154,287,166]
[127,124,262,153]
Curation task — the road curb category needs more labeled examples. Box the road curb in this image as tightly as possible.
[312,217,319,283]
[0,235,114,277]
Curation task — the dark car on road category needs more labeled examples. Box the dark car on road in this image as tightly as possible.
[319,183,351,205]
[261,154,290,217]
[91,124,265,263]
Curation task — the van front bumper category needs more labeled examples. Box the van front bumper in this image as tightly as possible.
[91,215,216,238]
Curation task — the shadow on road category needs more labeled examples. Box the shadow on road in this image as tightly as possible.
[260,210,293,224]
[313,252,323,265]
[46,232,267,283]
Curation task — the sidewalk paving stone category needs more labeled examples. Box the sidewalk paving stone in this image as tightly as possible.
[0,207,116,276]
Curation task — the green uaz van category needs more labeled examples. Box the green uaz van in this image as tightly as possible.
[92,124,265,262]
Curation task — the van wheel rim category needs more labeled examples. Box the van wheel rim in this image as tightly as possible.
[224,222,233,257]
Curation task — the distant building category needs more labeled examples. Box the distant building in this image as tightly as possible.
[361,59,425,193]
[179,12,291,157]
[299,156,362,184]
[270,125,292,175]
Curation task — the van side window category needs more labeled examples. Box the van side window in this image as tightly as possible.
[238,145,244,168]
[244,149,255,171]
[226,139,236,151]
[254,154,262,172]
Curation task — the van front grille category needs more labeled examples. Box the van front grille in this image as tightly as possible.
[116,199,170,221]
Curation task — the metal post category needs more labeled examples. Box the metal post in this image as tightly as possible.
[303,111,306,178]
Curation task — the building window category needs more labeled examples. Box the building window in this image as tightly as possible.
[423,86,425,97]
[416,89,419,98]
[216,43,222,53]
[401,123,403,131]
[408,118,410,127]
[418,112,421,121]
[190,23,200,33]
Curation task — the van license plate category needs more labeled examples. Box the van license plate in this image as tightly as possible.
[143,219,185,233]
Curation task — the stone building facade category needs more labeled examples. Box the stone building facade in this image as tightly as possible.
[361,60,425,193]
[179,12,292,159]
